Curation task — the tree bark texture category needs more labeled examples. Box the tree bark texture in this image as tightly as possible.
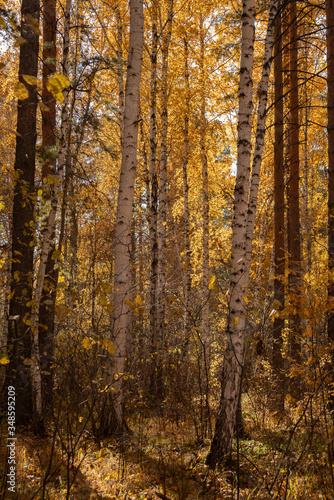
[101,0,144,436]
[273,1,286,410]
[206,0,255,467]
[149,1,160,399]
[39,0,57,416]
[287,0,302,390]
[182,38,192,350]
[6,0,40,426]
[156,0,173,402]
[326,0,334,403]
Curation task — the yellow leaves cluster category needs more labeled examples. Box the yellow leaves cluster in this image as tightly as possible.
[46,74,70,103]
[81,336,115,354]
[124,295,144,314]
[13,73,69,103]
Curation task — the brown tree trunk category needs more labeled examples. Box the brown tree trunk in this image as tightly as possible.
[273,1,286,411]
[149,0,160,399]
[6,0,40,427]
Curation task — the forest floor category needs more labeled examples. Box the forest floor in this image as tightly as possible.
[1,394,334,500]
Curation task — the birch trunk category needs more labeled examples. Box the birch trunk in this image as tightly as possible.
[100,0,144,436]
[156,0,173,401]
[39,0,57,416]
[287,0,302,392]
[206,0,255,466]
[326,0,334,407]
[245,0,277,265]
[199,13,211,438]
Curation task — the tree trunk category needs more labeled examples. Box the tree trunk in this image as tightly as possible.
[272,0,286,411]
[199,12,211,439]
[156,0,173,402]
[100,0,144,436]
[287,0,302,395]
[326,0,334,408]
[149,0,160,399]
[206,0,255,467]
[39,0,57,417]
[182,37,192,350]
[6,0,40,427]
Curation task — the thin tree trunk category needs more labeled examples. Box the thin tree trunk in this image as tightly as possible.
[6,0,40,427]
[100,0,144,436]
[156,0,173,402]
[182,37,192,350]
[199,12,211,439]
[149,0,160,399]
[206,0,255,467]
[287,0,302,395]
[39,0,57,417]
[272,0,286,411]
[326,0,334,409]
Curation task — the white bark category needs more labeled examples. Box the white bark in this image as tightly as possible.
[110,0,144,431]
[207,0,255,465]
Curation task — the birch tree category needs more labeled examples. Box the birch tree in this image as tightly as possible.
[326,0,334,405]
[206,0,277,465]
[100,0,144,436]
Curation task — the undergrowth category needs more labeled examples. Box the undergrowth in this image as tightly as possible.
[1,391,333,500]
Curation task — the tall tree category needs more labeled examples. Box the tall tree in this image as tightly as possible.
[206,0,256,467]
[156,0,174,401]
[6,0,40,426]
[326,0,334,403]
[100,0,144,436]
[272,0,286,410]
[287,0,302,392]
[39,0,57,415]
[149,0,160,399]
[182,36,192,347]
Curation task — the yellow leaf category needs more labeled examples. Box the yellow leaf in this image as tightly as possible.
[22,74,38,86]
[96,209,102,216]
[37,189,43,197]
[102,339,115,354]
[99,294,108,307]
[39,101,50,112]
[208,275,216,290]
[0,355,10,365]
[46,74,70,102]
[14,36,26,47]
[124,299,135,308]
[14,82,29,100]
[232,317,238,326]
[135,294,142,307]
[24,14,40,35]
[82,337,91,350]
[272,299,282,310]
[106,304,114,313]
[52,249,61,260]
